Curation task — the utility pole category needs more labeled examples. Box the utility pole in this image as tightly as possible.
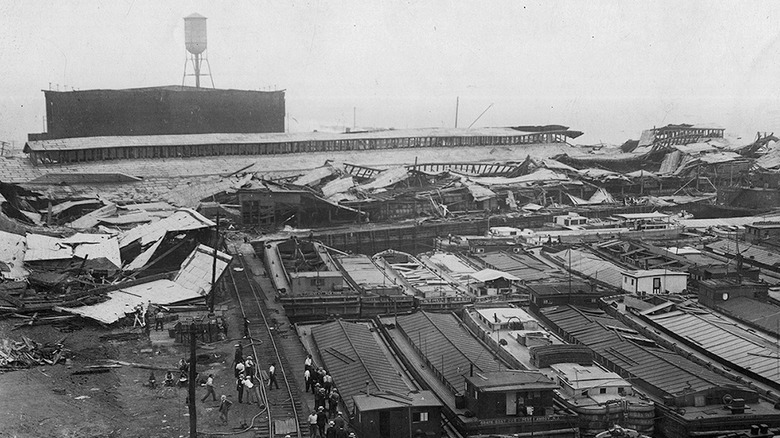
[455,97,459,128]
[209,210,220,314]
[188,322,197,437]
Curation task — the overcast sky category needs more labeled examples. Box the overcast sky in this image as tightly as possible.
[2,1,780,148]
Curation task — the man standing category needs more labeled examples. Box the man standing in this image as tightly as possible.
[268,363,279,389]
[323,371,333,393]
[245,355,255,380]
[328,389,340,417]
[304,368,312,393]
[154,309,164,331]
[218,395,233,425]
[316,406,328,438]
[307,410,319,438]
[236,373,244,403]
[304,354,313,372]
[201,374,217,402]
[235,360,245,379]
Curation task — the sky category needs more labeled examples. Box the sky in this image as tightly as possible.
[1,1,780,150]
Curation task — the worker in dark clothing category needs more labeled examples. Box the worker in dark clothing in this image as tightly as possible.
[233,344,243,368]
[236,373,244,403]
[316,407,328,437]
[333,412,345,430]
[243,318,250,338]
[328,389,340,417]
[268,363,279,389]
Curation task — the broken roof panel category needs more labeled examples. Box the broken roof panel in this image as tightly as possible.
[58,279,201,324]
[73,237,121,269]
[118,208,215,248]
[24,234,73,262]
[697,151,742,164]
[67,203,118,230]
[293,165,337,187]
[173,244,232,295]
[673,143,718,154]
[465,168,569,186]
[358,167,410,191]
[97,211,152,226]
[60,233,112,245]
[123,238,163,271]
[463,180,497,202]
[321,176,355,199]
[0,231,28,280]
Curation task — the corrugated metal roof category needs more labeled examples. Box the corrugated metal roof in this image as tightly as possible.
[470,251,551,282]
[395,311,501,393]
[647,307,780,383]
[548,248,624,288]
[541,306,738,397]
[312,320,412,413]
[0,230,28,280]
[706,239,780,268]
[173,244,231,294]
[58,279,201,324]
[718,297,780,337]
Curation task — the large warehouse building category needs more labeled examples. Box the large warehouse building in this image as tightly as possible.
[28,86,285,140]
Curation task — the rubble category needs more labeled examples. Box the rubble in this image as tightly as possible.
[0,336,68,370]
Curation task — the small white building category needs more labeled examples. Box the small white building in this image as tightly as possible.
[620,269,688,295]
[553,212,589,228]
[549,363,633,402]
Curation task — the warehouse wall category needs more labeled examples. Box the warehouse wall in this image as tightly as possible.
[34,86,284,139]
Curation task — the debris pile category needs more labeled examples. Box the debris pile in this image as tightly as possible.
[0,336,68,370]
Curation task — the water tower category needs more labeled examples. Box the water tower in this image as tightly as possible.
[182,13,214,88]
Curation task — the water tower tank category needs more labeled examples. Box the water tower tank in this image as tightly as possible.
[184,13,207,55]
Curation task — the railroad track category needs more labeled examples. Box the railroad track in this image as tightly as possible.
[227,253,304,438]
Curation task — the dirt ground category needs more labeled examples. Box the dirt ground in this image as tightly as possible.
[0,289,261,438]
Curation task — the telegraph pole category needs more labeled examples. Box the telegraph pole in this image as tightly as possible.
[188,322,197,437]
[209,210,220,314]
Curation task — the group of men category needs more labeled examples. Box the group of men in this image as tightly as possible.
[304,354,353,438]
[308,408,353,438]
[128,300,166,337]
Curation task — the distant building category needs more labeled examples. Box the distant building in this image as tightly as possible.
[553,212,588,228]
[745,221,780,243]
[620,269,688,295]
[697,278,769,309]
[352,391,442,438]
[527,282,605,310]
[28,86,285,140]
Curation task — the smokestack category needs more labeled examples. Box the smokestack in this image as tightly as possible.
[470,363,474,377]
[366,381,370,396]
